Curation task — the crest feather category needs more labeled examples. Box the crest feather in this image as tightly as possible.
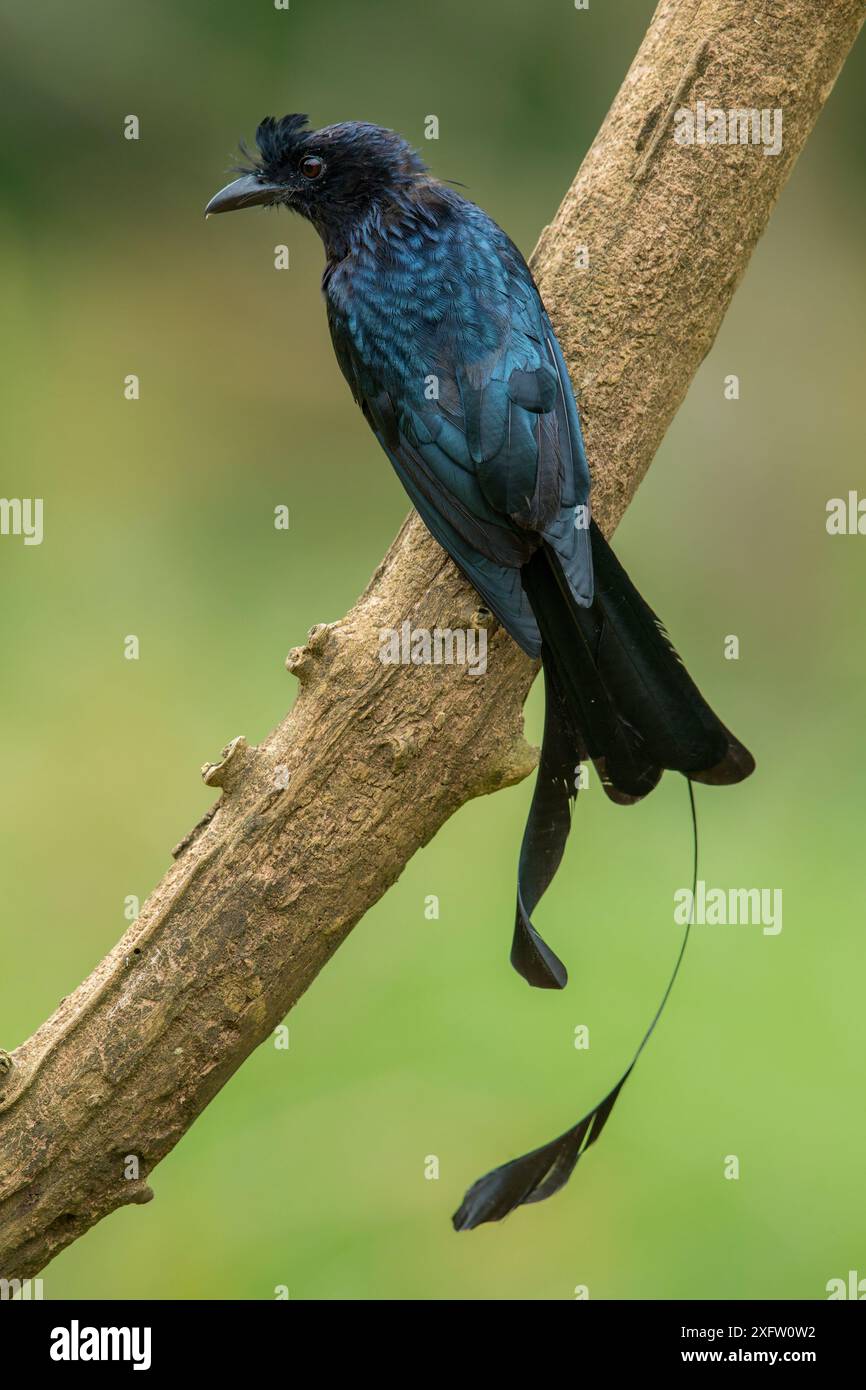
[253,114,310,172]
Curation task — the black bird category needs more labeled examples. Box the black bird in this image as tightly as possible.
[206,116,754,1229]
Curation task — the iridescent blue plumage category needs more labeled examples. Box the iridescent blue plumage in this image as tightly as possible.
[323,178,593,656]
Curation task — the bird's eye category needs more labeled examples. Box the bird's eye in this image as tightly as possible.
[300,156,325,180]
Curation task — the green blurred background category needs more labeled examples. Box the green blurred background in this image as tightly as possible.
[2,0,864,1300]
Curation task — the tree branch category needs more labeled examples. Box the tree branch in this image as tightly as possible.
[1,0,862,1279]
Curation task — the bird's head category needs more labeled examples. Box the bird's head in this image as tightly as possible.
[205,115,430,249]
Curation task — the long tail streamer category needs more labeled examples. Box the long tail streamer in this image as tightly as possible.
[453,779,699,1231]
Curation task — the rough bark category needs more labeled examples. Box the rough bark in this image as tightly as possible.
[1,0,862,1279]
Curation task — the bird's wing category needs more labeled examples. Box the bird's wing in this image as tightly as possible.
[328,224,593,654]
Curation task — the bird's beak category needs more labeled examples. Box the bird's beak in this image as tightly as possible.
[204,174,285,217]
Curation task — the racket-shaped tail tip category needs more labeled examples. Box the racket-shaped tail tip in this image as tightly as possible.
[511,910,568,989]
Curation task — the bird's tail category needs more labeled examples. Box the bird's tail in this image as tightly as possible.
[457,522,755,1230]
[531,520,754,799]
[453,778,700,1231]
[511,519,754,990]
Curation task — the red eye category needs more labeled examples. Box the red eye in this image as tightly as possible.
[300,155,325,180]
